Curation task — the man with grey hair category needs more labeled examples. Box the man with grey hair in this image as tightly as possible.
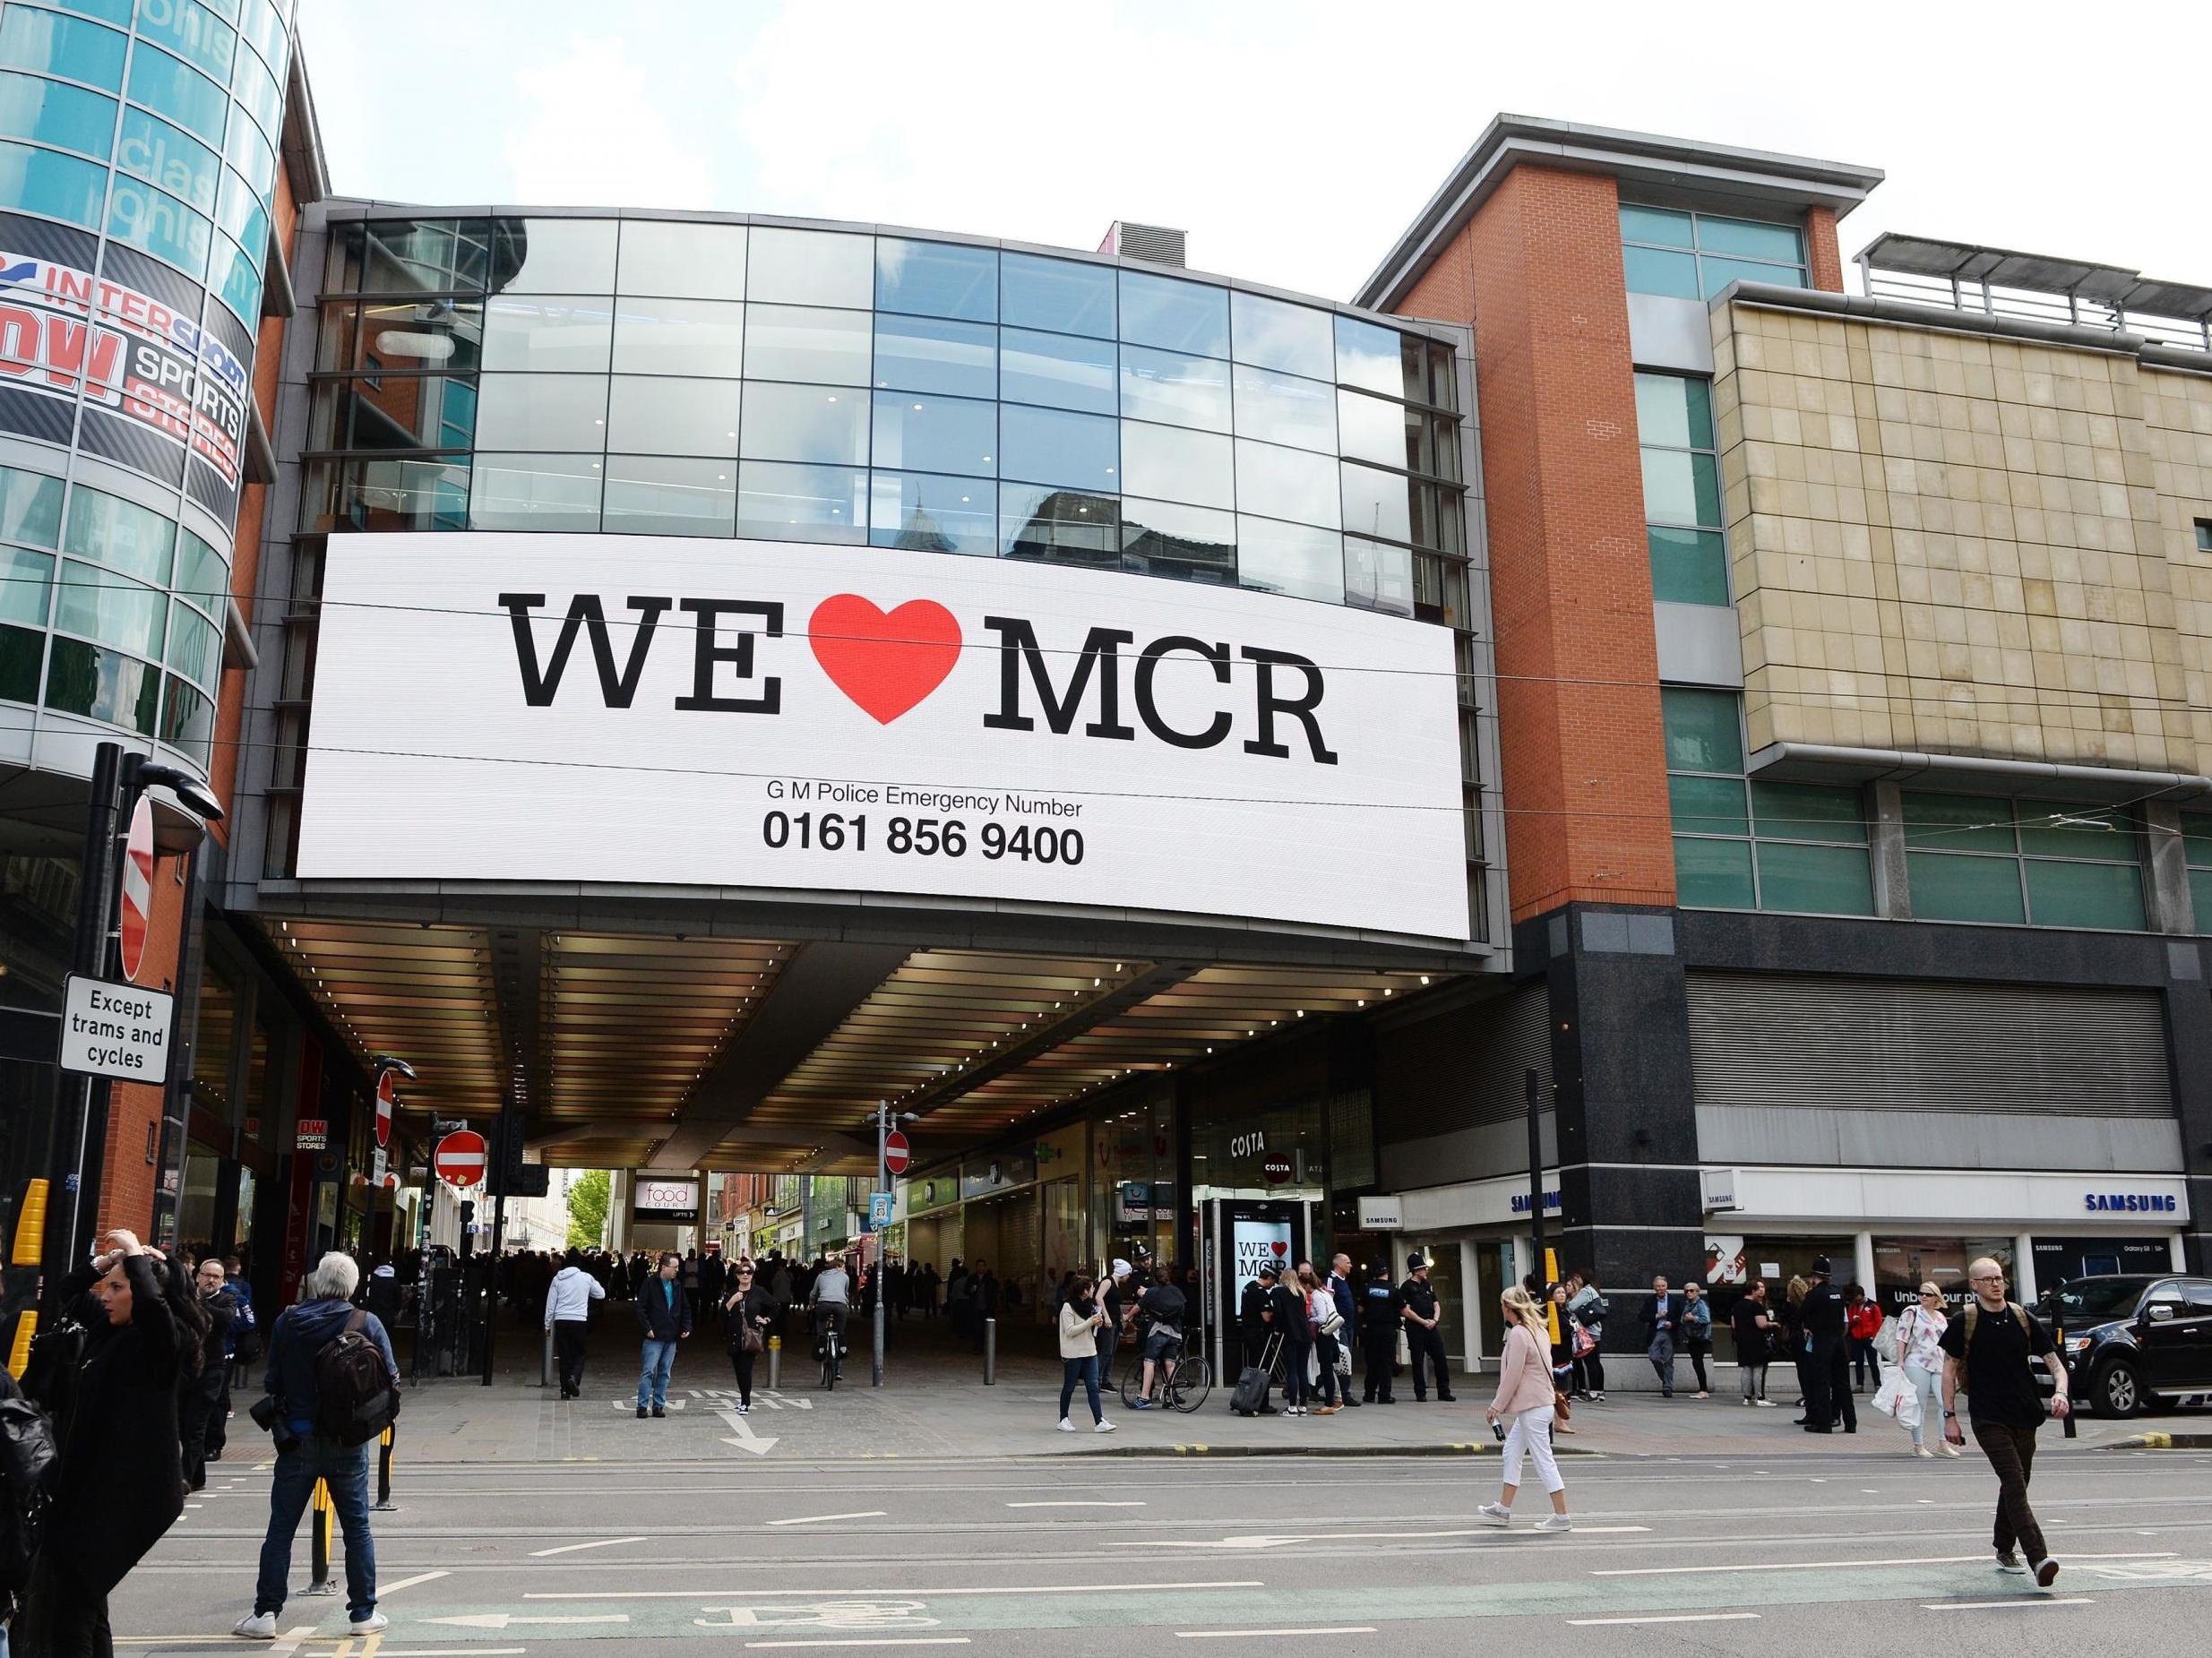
[233,1253,400,1640]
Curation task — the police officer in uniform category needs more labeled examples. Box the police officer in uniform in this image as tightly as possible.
[1800,1255,1855,1433]
[1359,1262,1402,1403]
[1399,1254,1457,1402]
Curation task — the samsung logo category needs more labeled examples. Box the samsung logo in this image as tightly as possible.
[2083,1192,2178,1213]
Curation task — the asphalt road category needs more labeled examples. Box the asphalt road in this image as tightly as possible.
[117,1439,2212,1654]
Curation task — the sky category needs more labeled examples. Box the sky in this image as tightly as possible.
[296,0,2211,307]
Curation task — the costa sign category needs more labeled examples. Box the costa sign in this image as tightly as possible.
[298,534,1470,940]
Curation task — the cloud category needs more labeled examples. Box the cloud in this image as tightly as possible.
[505,33,714,210]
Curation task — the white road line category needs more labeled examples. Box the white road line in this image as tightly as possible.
[1006,1501,1147,1508]
[1594,1550,2174,1577]
[743,1643,969,1651]
[373,1649,528,1656]
[1175,1629,1376,1640]
[529,1536,650,1558]
[1123,1525,1650,1549]
[766,1510,889,1527]
[528,1581,1265,1601]
[1922,1599,2095,1611]
[377,1571,452,1594]
[1569,1612,1762,1628]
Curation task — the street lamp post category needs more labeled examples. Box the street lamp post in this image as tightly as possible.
[872,1103,917,1387]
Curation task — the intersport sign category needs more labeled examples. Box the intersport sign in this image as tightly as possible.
[297,533,1470,940]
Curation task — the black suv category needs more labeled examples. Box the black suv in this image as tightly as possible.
[2038,1275,2212,1417]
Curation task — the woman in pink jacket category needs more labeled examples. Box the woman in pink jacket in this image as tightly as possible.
[1476,1284,1572,1531]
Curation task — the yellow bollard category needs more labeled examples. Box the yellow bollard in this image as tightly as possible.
[374,1425,396,1512]
[306,1478,337,1594]
[7,1179,49,1374]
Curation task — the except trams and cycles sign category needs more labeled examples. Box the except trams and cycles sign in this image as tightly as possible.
[297,533,1471,941]
[59,973,174,1080]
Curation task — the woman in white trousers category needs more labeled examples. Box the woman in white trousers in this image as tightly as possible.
[1896,1281,1956,1457]
[1477,1284,1571,1531]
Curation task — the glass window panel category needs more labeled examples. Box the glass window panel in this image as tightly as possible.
[126,43,226,145]
[1121,498,1234,584]
[875,236,995,322]
[870,391,994,477]
[1118,344,1230,433]
[357,219,490,293]
[616,219,745,299]
[116,105,220,214]
[1697,215,1804,265]
[0,68,114,159]
[2017,802,2136,860]
[0,138,103,227]
[999,404,1116,492]
[1230,290,1332,380]
[1425,342,1459,412]
[869,471,994,556]
[135,0,234,80]
[239,0,285,73]
[1235,516,1342,604]
[165,598,219,688]
[471,373,607,451]
[2182,811,2212,868]
[228,33,279,136]
[999,483,1116,566]
[1334,314,1407,399]
[44,635,158,734]
[612,296,743,377]
[480,296,613,373]
[65,487,175,585]
[56,560,164,657]
[0,7,126,90]
[872,314,993,399]
[736,460,865,543]
[1344,535,1412,616]
[1669,774,1749,838]
[221,100,273,201]
[1908,851,2026,923]
[1118,269,1228,357]
[0,545,50,626]
[108,176,212,277]
[1428,413,1462,481]
[1119,420,1230,510]
[1634,372,1713,451]
[1756,841,1873,915]
[159,672,210,763]
[360,298,483,374]
[173,528,226,614]
[2191,869,2212,932]
[1620,204,1693,248]
[467,452,604,531]
[214,161,267,252]
[1751,780,1865,845]
[1674,834,1755,908]
[306,454,470,534]
[1336,389,1407,470]
[0,464,64,546]
[746,227,873,308]
[1001,252,1114,338]
[1234,440,1339,528]
[1648,526,1730,606]
[602,455,736,537]
[739,381,867,467]
[1622,244,1700,300]
[1901,793,2018,854]
[744,303,869,385]
[1232,364,1335,452]
[1661,686,1743,774]
[50,0,133,23]
[1701,254,1807,298]
[0,621,37,700]
[1000,327,1115,415]
[2025,858,2146,931]
[490,218,616,294]
[323,373,478,451]
[1641,447,1720,528]
[606,374,740,457]
[1341,462,1412,546]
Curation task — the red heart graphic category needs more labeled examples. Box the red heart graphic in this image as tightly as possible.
[808,594,962,725]
[1270,1241,1287,1257]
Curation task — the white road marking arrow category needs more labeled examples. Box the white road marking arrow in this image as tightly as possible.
[762,1390,812,1410]
[609,1398,686,1411]
[423,1614,631,1629]
[716,1408,779,1456]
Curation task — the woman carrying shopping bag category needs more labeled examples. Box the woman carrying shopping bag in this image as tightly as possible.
[1476,1285,1572,1532]
[1893,1280,1954,1457]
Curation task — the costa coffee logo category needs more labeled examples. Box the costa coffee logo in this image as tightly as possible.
[497,590,1339,764]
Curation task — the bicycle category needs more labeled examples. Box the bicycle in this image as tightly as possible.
[1119,1335,1211,1413]
[816,1311,844,1391]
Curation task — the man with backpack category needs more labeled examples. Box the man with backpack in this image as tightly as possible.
[1940,1256,2070,1588]
[233,1252,400,1640]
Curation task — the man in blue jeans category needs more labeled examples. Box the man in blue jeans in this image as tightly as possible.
[233,1253,400,1639]
[636,1251,691,1416]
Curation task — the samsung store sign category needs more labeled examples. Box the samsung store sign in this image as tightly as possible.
[2084,1190,2180,1214]
[298,535,1470,940]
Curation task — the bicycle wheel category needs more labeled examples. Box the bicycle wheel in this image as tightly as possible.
[1118,1353,1147,1410]
[823,1337,839,1391]
[1170,1355,1211,1413]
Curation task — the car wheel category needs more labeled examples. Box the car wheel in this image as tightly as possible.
[2096,1359,2142,1418]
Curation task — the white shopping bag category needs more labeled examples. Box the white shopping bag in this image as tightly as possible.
[1872,1364,1919,1428]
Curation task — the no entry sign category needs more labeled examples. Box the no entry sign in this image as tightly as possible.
[374,1067,395,1147]
[119,795,153,982]
[434,1129,486,1189]
[883,1130,911,1176]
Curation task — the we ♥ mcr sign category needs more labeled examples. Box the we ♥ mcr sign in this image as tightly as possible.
[297,533,1469,941]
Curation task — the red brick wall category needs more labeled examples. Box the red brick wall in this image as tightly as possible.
[1807,206,1844,292]
[1400,166,1674,922]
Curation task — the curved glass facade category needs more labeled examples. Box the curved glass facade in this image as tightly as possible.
[0,0,293,771]
[302,213,1469,617]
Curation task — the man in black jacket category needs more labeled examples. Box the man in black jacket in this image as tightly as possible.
[635,1252,691,1419]
[180,1255,237,1490]
[1239,1265,1276,1373]
[1800,1256,1856,1433]
[1399,1255,1455,1402]
[1360,1262,1402,1403]
[1642,1276,1680,1398]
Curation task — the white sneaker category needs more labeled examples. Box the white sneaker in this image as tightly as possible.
[1939,1441,1962,1457]
[1476,1501,1511,1526]
[1914,1445,1934,1458]
[1095,1418,1117,1433]
[232,1612,277,1640]
[1056,1418,1076,1432]
[349,1612,389,1635]
[1534,1514,1574,1533]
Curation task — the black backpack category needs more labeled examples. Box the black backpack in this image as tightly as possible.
[314,1310,399,1447]
[0,1396,57,1591]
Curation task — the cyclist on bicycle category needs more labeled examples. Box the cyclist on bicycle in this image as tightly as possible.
[809,1254,851,1381]
[1130,1263,1188,1409]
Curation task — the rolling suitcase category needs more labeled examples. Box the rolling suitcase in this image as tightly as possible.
[1231,1334,1281,1416]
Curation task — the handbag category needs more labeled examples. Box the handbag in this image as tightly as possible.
[1571,1323,1597,1358]
[741,1322,764,1354]
[1872,1364,1918,1428]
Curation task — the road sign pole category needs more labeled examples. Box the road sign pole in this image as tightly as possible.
[873,1102,886,1388]
[483,1106,512,1387]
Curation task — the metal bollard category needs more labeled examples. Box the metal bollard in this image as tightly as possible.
[373,1425,397,1512]
[768,1334,781,1392]
[304,1478,338,1594]
[542,1325,554,1388]
[984,1317,996,1385]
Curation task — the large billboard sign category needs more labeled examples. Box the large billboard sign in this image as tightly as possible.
[297,533,1471,941]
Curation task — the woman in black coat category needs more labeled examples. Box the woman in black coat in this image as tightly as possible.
[720,1261,777,1412]
[17,1229,205,1658]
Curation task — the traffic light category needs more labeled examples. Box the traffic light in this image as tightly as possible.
[459,1199,476,1228]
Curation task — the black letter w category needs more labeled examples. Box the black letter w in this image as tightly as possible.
[499,593,673,707]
